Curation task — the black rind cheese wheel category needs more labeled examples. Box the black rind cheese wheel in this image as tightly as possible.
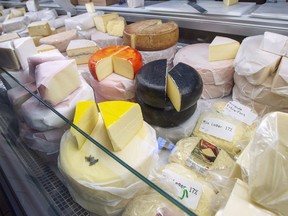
[136,93,197,128]
[135,59,167,108]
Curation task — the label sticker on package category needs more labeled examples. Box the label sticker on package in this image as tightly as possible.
[162,169,202,210]
[199,117,236,142]
[223,101,257,125]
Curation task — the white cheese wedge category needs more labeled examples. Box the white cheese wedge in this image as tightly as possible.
[0,41,20,70]
[107,16,126,37]
[271,57,288,96]
[36,44,56,53]
[0,32,19,43]
[260,31,288,56]
[14,37,37,70]
[208,36,240,61]
[35,59,81,106]
[94,13,119,33]
[223,0,238,6]
[28,21,52,37]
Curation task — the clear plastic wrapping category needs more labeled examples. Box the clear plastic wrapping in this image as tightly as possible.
[48,15,70,29]
[78,27,97,40]
[91,30,124,48]
[65,12,103,31]
[2,16,30,33]
[271,57,288,97]
[140,44,176,65]
[201,81,233,99]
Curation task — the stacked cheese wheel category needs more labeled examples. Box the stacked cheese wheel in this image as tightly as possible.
[174,36,240,99]
[135,59,203,127]
[233,32,288,115]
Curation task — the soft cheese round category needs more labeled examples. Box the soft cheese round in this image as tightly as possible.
[91,30,124,48]
[173,43,234,85]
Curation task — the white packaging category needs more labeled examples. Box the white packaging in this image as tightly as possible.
[271,56,288,96]
[140,44,176,65]
[78,27,97,40]
[260,31,288,56]
[48,15,70,29]
[2,16,30,33]
[91,30,124,48]
[202,81,233,99]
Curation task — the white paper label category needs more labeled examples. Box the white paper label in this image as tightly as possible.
[162,169,202,210]
[199,117,236,142]
[223,101,257,126]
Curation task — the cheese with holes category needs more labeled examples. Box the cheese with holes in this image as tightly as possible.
[0,32,19,43]
[223,0,238,6]
[271,57,288,96]
[91,30,123,48]
[260,31,288,56]
[208,36,240,61]
[71,101,98,149]
[123,19,178,51]
[0,41,20,70]
[66,39,99,65]
[174,43,235,85]
[107,16,126,37]
[14,37,37,70]
[28,49,65,77]
[36,44,56,53]
[65,12,103,31]
[28,21,52,37]
[98,101,143,151]
[88,45,142,81]
[94,13,119,33]
[40,30,78,52]
[35,60,81,106]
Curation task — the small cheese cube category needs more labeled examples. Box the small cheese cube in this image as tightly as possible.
[107,17,126,37]
[94,13,119,33]
[28,21,52,37]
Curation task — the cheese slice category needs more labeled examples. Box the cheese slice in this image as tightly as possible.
[98,101,143,151]
[260,31,288,56]
[0,41,20,70]
[36,44,57,53]
[271,57,288,96]
[28,21,52,37]
[223,0,238,6]
[70,101,99,149]
[107,16,126,37]
[208,36,240,61]
[0,32,19,43]
[94,13,119,33]
[14,37,37,70]
[35,59,81,106]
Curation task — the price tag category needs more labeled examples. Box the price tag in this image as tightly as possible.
[223,101,257,126]
[162,169,202,210]
[199,117,236,142]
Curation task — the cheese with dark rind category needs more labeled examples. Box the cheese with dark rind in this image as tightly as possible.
[135,59,167,108]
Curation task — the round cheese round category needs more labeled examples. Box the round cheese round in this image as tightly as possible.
[202,81,233,99]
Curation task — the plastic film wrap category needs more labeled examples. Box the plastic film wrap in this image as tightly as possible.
[65,12,103,31]
[201,81,233,99]
[140,45,176,65]
[91,30,124,48]
[271,57,288,97]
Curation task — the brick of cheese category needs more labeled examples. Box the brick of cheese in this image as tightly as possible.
[98,101,144,151]
[94,13,119,33]
[107,16,126,37]
[35,60,81,106]
[208,36,240,61]
[260,31,288,56]
[271,57,288,96]
[0,32,19,43]
[28,21,52,37]
[91,30,124,48]
[2,16,29,33]
[14,37,37,70]
[70,101,99,149]
[223,0,238,6]
[36,44,57,53]
[32,36,43,46]
[0,41,20,70]
[123,19,179,51]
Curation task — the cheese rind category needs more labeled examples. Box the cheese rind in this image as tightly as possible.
[28,21,52,37]
[260,31,288,56]
[94,13,119,33]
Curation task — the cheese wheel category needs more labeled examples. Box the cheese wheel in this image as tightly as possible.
[123,19,179,51]
[174,43,234,85]
[201,81,233,99]
[91,30,124,48]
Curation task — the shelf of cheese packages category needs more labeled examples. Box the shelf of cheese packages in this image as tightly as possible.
[0,3,288,216]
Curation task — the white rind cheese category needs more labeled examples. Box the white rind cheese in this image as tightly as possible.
[0,32,19,43]
[65,12,103,31]
[2,16,29,33]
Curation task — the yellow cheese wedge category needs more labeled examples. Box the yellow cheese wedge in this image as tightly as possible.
[28,21,52,37]
[223,0,238,6]
[94,13,119,33]
[98,101,143,152]
[32,36,43,46]
[36,44,57,53]
[107,17,126,37]
[208,36,240,61]
[71,101,99,149]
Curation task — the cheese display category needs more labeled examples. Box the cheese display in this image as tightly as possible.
[35,60,81,106]
[223,0,238,6]
[2,16,29,33]
[0,41,20,70]
[249,112,288,216]
[28,21,52,37]
[123,19,179,51]
[65,12,103,31]
[98,101,143,151]
[21,79,94,131]
[91,30,124,48]
[202,81,233,99]
[28,49,65,77]
[260,31,288,56]
[39,30,78,52]
[140,44,176,65]
[88,45,142,81]
[0,32,19,43]
[208,36,240,61]
[66,39,99,64]
[70,101,99,149]
[271,57,288,96]
[107,16,126,37]
[94,13,119,33]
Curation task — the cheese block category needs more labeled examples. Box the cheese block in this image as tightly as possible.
[9,8,25,19]
[35,59,81,106]
[88,45,142,81]
[2,16,29,33]
[0,41,20,70]
[32,36,43,46]
[260,31,288,56]
[140,44,176,65]
[174,43,234,85]
[0,32,19,43]
[66,39,99,65]
[136,93,197,127]
[28,21,52,37]
[21,78,94,131]
[48,15,70,29]
[208,36,240,61]
[39,30,78,52]
[271,57,288,96]
[13,37,37,70]
[98,101,143,151]
[65,12,103,31]
[107,16,126,37]
[85,2,96,13]
[70,101,99,149]
[78,27,97,40]
[202,81,233,99]
[123,19,179,51]
[223,0,238,6]
[28,49,65,78]
[91,30,124,48]
[94,13,119,33]
[167,63,203,112]
[36,44,56,53]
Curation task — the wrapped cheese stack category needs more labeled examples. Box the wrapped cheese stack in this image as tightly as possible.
[135,59,202,127]
[174,36,240,99]
[233,32,288,115]
[59,101,158,216]
[2,7,29,33]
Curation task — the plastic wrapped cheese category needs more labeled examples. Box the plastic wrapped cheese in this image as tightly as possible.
[91,30,124,48]
[47,15,69,29]
[174,43,234,85]
[0,71,34,89]
[21,79,94,131]
[140,44,176,65]
[77,27,97,40]
[65,12,103,31]
[249,112,288,216]
[2,16,29,33]
[202,81,233,99]
[271,57,288,96]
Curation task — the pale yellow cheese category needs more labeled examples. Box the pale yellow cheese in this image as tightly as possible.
[208,36,240,61]
[85,2,95,13]
[223,0,238,6]
[112,56,134,79]
[28,21,52,37]
[94,13,119,33]
[9,8,25,19]
[167,74,181,111]
[32,36,42,46]
[36,44,57,53]
[107,17,126,37]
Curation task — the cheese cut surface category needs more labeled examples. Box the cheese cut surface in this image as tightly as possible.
[28,21,52,37]
[36,44,56,53]
[0,41,20,70]
[271,57,288,96]
[167,63,203,112]
[0,32,19,43]
[107,16,126,37]
[66,39,98,56]
[94,13,119,33]
[98,101,143,152]
[35,60,81,106]
[223,0,238,6]
[208,36,240,61]
[71,101,99,149]
[260,31,288,56]
[14,37,37,70]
